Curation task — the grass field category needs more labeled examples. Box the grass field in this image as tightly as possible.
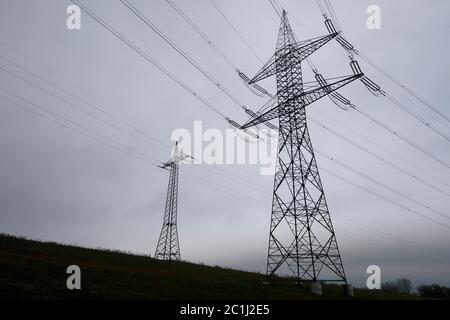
[0,234,420,300]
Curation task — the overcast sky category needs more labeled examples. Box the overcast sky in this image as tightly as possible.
[0,0,449,288]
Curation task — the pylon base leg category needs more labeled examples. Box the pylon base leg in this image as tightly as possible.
[310,282,322,296]
[343,284,354,297]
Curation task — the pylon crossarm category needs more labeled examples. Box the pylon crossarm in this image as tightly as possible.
[241,74,362,129]
[249,33,339,84]
[241,104,279,130]
[299,73,362,107]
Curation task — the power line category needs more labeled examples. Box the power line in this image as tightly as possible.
[3,3,446,268]
[335,216,438,255]
[18,43,441,222]
[120,0,247,110]
[321,167,450,231]
[351,104,450,169]
[2,90,446,264]
[275,1,450,165]
[208,0,264,63]
[199,0,450,196]
[312,107,450,190]
[316,149,450,221]
[165,0,272,98]
[274,0,450,155]
[334,217,449,265]
[165,0,236,70]
[0,91,266,209]
[308,115,450,198]
[357,51,450,124]
[70,0,227,119]
[0,92,162,167]
[312,0,450,124]
[76,0,450,238]
[211,0,450,173]
[0,54,170,152]
[0,65,168,154]
[0,44,271,195]
[383,91,450,143]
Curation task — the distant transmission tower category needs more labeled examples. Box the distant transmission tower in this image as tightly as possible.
[154,142,190,261]
[241,11,363,284]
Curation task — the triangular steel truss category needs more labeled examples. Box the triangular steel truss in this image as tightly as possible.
[245,11,363,283]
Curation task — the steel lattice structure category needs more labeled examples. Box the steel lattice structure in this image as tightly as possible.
[241,11,363,283]
[154,142,189,261]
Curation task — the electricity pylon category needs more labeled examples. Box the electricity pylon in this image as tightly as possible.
[241,11,363,283]
[154,142,190,261]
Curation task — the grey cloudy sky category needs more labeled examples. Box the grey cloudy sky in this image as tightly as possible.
[0,0,449,288]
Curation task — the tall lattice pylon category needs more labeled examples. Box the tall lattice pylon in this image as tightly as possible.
[241,11,363,283]
[154,142,190,261]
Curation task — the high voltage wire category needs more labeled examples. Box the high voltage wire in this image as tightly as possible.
[199,0,450,190]
[0,92,161,167]
[268,0,450,169]
[383,91,450,143]
[320,167,450,231]
[2,2,448,265]
[165,0,272,98]
[120,0,247,110]
[0,64,265,194]
[71,0,276,188]
[308,115,450,198]
[311,107,450,190]
[121,0,271,136]
[201,0,450,172]
[171,0,441,166]
[1,48,445,242]
[0,92,264,208]
[279,0,450,130]
[7,54,446,230]
[165,0,236,70]
[276,0,450,138]
[70,0,227,119]
[285,7,449,129]
[335,216,439,255]
[2,89,447,259]
[0,44,268,195]
[351,105,450,169]
[3,92,447,260]
[357,51,450,124]
[208,0,264,64]
[28,4,448,208]
[0,65,167,154]
[120,0,268,140]
[262,132,450,223]
[313,0,450,125]
[316,150,450,221]
[48,1,450,229]
[0,54,169,152]
[175,2,450,232]
[260,121,450,213]
[0,85,404,255]
[160,0,450,205]
[333,218,449,265]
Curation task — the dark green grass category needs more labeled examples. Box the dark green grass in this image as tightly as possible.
[0,234,419,300]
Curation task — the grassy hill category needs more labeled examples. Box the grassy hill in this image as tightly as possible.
[0,234,419,300]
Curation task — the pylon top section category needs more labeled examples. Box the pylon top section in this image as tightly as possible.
[276,10,296,50]
[159,141,192,169]
[240,10,363,130]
